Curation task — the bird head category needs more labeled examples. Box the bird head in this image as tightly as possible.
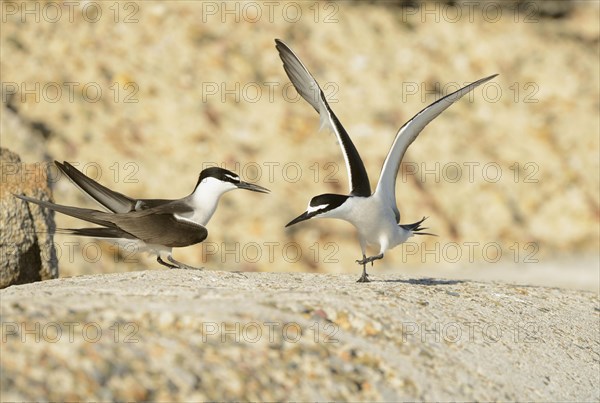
[286,193,349,227]
[196,167,270,195]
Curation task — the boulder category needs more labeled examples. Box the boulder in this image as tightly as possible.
[1,270,597,400]
[0,148,58,287]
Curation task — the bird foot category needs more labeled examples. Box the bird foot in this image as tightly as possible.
[168,256,204,270]
[356,272,371,283]
[355,254,384,283]
[157,256,178,269]
[157,256,203,270]
[355,254,384,266]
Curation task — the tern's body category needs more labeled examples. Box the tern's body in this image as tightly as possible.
[276,39,497,282]
[16,162,269,269]
[320,195,410,254]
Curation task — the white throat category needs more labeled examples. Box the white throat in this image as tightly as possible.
[187,177,237,226]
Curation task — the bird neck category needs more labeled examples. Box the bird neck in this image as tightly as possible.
[188,179,234,225]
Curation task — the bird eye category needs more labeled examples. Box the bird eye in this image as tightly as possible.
[224,174,240,182]
[307,203,328,214]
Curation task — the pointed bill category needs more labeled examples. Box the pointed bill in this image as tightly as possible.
[286,210,311,227]
[236,181,271,193]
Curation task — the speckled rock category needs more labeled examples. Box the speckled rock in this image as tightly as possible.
[1,270,598,400]
[0,148,58,287]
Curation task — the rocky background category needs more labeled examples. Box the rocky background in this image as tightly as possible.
[2,1,599,287]
[1,1,599,401]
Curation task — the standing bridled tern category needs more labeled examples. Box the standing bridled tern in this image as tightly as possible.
[15,161,269,269]
[275,39,497,282]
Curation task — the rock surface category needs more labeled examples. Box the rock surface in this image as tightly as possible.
[1,270,598,401]
[0,148,58,287]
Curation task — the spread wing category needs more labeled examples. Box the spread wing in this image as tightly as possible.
[374,74,498,221]
[275,39,371,197]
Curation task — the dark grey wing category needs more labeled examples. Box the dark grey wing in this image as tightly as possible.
[16,194,208,248]
[56,161,137,213]
[113,212,208,248]
[130,199,194,216]
[57,227,136,239]
[134,198,173,210]
[275,39,371,197]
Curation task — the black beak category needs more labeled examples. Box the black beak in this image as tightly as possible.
[285,211,312,227]
[236,181,270,194]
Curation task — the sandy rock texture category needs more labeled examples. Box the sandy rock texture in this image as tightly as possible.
[0,148,58,287]
[1,270,598,401]
[1,2,598,281]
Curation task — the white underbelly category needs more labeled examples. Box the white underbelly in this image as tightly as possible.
[342,197,408,251]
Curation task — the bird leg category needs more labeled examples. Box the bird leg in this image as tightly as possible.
[167,255,203,271]
[157,256,178,269]
[355,254,370,283]
[355,253,384,283]
[367,253,384,266]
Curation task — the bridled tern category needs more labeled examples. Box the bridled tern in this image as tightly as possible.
[15,161,270,269]
[275,39,497,282]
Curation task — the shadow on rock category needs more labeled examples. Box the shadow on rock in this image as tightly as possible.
[381,278,465,286]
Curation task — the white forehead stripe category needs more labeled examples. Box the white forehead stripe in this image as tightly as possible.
[307,203,328,214]
[225,174,239,181]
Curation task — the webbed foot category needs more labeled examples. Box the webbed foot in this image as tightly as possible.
[356,272,371,283]
[166,256,204,270]
[157,256,178,269]
[355,254,384,283]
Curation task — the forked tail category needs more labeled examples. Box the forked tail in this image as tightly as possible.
[400,217,437,236]
[55,227,135,239]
